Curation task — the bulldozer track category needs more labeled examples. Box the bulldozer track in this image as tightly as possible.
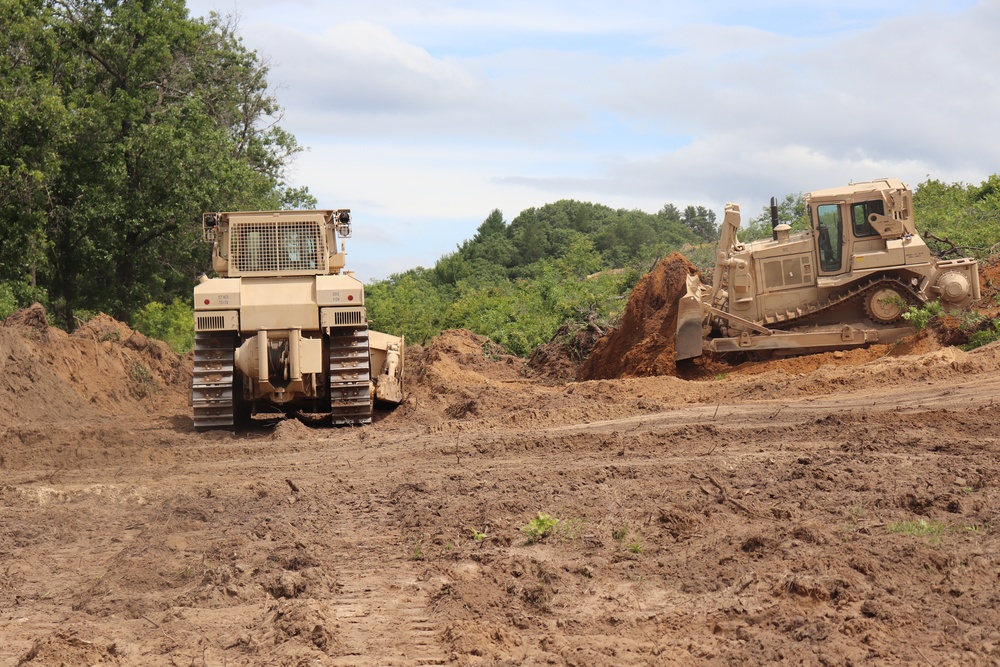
[192,331,237,430]
[327,562,448,666]
[755,275,922,330]
[329,325,373,425]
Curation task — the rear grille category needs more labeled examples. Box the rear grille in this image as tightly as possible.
[195,312,237,331]
[230,220,324,274]
[197,315,226,331]
[322,307,367,328]
[334,309,366,326]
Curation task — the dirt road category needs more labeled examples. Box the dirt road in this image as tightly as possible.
[2,314,999,666]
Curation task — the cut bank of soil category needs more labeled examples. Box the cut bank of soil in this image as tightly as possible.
[577,252,696,381]
[2,297,1000,666]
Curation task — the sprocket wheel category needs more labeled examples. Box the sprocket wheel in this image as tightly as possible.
[864,285,908,324]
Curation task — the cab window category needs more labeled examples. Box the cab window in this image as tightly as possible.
[851,200,885,237]
[816,204,843,272]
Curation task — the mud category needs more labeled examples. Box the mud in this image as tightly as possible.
[2,299,1000,666]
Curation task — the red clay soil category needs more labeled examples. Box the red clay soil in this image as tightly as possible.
[577,252,696,381]
[978,254,1000,313]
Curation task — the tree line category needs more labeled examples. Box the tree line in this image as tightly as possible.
[0,0,313,329]
[365,201,719,355]
[1,1,997,356]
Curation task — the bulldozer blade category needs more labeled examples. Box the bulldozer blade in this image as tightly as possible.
[676,299,704,360]
[675,275,706,361]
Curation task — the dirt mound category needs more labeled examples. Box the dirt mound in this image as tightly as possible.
[4,301,49,331]
[408,329,525,389]
[0,306,190,427]
[526,320,604,383]
[384,329,534,429]
[577,252,696,381]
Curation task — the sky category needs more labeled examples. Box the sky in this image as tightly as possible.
[184,0,999,282]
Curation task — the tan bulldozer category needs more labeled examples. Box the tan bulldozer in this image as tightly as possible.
[676,178,980,361]
[191,209,404,430]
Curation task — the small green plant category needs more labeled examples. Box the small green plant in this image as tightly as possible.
[961,317,1000,351]
[410,545,424,561]
[628,530,643,554]
[887,518,947,540]
[557,516,586,542]
[713,373,729,381]
[521,512,559,544]
[470,528,488,543]
[901,301,943,329]
[612,525,643,553]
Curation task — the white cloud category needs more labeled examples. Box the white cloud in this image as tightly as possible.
[184,0,998,280]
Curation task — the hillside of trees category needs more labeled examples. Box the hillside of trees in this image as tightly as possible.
[366,202,719,355]
[1,1,998,358]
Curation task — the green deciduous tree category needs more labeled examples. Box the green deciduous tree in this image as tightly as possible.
[743,193,809,241]
[681,205,718,243]
[914,178,1000,256]
[0,0,313,328]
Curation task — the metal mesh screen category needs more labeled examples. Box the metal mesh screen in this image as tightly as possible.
[230,219,324,274]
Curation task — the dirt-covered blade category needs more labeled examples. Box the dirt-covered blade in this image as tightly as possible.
[675,273,705,360]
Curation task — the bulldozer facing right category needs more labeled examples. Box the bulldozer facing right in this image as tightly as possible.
[676,178,981,360]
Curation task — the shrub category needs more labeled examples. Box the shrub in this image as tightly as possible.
[132,298,195,353]
[962,317,1000,350]
[521,513,559,544]
[901,301,943,329]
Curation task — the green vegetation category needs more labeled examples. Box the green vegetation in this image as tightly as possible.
[132,298,196,354]
[962,318,1000,351]
[901,300,1000,351]
[521,512,560,544]
[902,301,944,330]
[914,177,1000,258]
[0,0,312,331]
[887,517,990,543]
[887,518,949,541]
[612,524,644,553]
[367,202,715,355]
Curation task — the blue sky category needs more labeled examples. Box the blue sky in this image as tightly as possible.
[184,0,996,282]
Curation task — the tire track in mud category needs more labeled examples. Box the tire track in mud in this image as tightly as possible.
[537,373,1000,438]
[327,560,447,666]
[315,480,448,666]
